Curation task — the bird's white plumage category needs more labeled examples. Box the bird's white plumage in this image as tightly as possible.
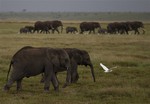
[100,63,112,72]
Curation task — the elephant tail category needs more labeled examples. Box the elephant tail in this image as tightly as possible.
[6,60,13,82]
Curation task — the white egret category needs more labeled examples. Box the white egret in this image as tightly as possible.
[100,63,112,73]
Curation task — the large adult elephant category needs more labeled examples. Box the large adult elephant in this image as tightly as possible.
[127,21,145,34]
[34,21,50,34]
[51,20,63,34]
[4,46,71,92]
[41,48,96,83]
[80,22,101,34]
[107,22,120,34]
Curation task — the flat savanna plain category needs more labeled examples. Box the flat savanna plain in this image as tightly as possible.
[0,21,150,104]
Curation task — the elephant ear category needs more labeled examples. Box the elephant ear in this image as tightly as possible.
[46,49,60,67]
[51,55,60,67]
[73,50,83,64]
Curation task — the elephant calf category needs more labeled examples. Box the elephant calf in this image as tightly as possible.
[4,46,71,92]
[20,27,30,34]
[66,26,78,34]
[64,48,95,83]
[98,28,108,34]
[41,48,96,83]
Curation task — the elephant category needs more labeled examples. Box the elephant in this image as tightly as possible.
[41,48,96,83]
[66,26,78,34]
[50,20,63,34]
[64,48,95,83]
[19,27,30,34]
[42,20,63,34]
[34,21,50,34]
[33,20,63,34]
[107,22,120,34]
[4,46,71,92]
[118,22,131,34]
[24,26,34,33]
[107,21,145,35]
[80,22,101,34]
[98,28,108,34]
[127,21,145,34]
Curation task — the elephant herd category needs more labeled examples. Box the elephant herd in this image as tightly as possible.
[4,46,95,92]
[20,20,145,35]
[20,20,63,34]
[106,21,145,34]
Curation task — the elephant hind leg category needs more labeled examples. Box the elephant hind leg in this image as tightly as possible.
[16,78,23,91]
[4,70,25,91]
[71,62,79,83]
[3,80,14,91]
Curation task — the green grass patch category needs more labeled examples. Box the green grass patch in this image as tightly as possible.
[0,21,150,104]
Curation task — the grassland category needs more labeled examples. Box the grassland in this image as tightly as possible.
[0,13,150,104]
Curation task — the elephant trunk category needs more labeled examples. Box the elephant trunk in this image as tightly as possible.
[89,64,96,82]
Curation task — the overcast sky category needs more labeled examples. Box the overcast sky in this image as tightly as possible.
[0,0,150,12]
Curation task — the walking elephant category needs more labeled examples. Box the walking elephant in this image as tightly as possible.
[20,27,30,34]
[51,20,63,34]
[127,21,145,34]
[24,26,34,33]
[4,46,71,92]
[41,48,96,83]
[80,22,101,34]
[33,20,63,34]
[66,26,78,34]
[34,21,50,34]
[64,48,95,83]
[107,21,145,34]
[98,28,108,34]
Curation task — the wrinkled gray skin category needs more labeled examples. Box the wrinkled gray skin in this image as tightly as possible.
[41,48,95,83]
[4,46,71,92]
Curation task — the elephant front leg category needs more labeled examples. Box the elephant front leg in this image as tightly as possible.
[51,73,59,91]
[44,69,52,92]
[62,67,71,88]
[71,72,79,83]
[44,75,51,92]
[44,62,54,92]
[71,64,79,83]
